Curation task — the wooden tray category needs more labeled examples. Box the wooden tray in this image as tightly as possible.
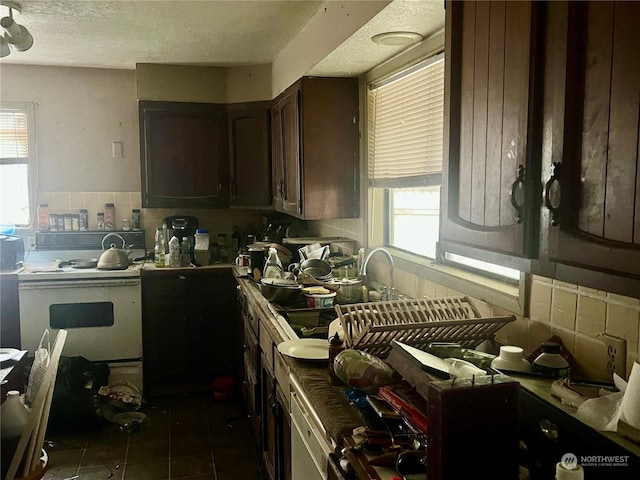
[335,297,515,358]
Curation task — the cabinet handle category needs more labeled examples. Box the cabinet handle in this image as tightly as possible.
[544,162,562,227]
[539,418,559,441]
[509,165,526,224]
[243,343,250,352]
[217,183,222,195]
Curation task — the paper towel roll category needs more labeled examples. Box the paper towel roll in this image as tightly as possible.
[620,361,640,429]
[555,462,584,480]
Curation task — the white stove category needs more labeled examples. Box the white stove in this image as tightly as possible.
[18,230,147,391]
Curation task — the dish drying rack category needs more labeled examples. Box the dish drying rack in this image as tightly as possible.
[334,296,515,358]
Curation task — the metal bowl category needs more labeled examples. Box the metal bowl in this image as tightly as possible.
[258,280,302,305]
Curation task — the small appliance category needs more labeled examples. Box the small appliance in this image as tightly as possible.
[162,215,199,245]
[0,234,25,270]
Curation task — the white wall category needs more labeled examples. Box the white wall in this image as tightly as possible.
[1,64,140,193]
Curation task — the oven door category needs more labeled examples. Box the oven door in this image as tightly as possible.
[18,278,142,362]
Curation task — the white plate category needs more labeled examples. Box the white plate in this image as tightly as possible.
[277,339,329,361]
[0,348,21,363]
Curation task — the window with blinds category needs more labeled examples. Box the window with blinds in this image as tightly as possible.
[1,103,34,227]
[367,53,444,259]
[368,53,444,188]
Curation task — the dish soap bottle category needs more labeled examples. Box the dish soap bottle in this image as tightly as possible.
[263,247,283,279]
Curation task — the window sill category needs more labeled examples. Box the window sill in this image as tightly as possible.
[387,247,526,316]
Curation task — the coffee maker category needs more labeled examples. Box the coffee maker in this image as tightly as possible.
[163,215,199,246]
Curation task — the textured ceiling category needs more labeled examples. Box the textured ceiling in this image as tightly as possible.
[0,0,445,75]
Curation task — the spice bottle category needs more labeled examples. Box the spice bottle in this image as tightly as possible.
[97,212,105,230]
[329,333,345,386]
[37,204,49,231]
[131,209,141,230]
[79,209,89,231]
[104,203,115,230]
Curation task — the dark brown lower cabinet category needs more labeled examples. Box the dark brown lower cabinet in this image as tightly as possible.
[242,319,261,440]
[142,269,238,397]
[0,273,20,348]
[261,357,277,480]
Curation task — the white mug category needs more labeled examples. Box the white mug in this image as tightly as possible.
[235,254,250,267]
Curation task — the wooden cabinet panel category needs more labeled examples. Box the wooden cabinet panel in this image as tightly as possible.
[139,101,228,208]
[441,0,542,258]
[271,77,360,220]
[545,1,640,278]
[141,269,237,396]
[228,102,272,207]
[0,273,20,349]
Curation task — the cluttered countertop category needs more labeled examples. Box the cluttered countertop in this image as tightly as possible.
[234,252,640,479]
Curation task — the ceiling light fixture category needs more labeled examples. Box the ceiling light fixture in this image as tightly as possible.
[1,1,33,58]
[371,31,423,47]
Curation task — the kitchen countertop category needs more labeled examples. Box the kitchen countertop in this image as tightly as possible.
[234,268,365,446]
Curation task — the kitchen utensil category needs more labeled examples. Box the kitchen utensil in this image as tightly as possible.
[258,279,302,304]
[97,233,131,270]
[59,258,99,269]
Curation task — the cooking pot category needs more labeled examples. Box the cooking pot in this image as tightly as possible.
[97,233,132,270]
[326,277,363,303]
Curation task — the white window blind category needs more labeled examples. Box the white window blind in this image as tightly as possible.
[0,107,30,160]
[368,54,444,188]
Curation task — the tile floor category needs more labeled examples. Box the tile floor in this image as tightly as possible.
[41,394,267,480]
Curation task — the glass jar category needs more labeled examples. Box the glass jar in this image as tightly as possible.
[104,203,115,230]
[71,214,80,231]
[131,209,141,230]
[63,214,72,231]
[79,209,89,231]
[97,212,105,230]
[49,213,58,232]
[37,204,49,231]
[122,218,131,231]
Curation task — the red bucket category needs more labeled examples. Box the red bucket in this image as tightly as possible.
[211,376,236,401]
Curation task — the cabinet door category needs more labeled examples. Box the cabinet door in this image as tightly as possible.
[544,1,640,278]
[228,103,272,207]
[139,101,228,208]
[441,1,541,259]
[280,88,302,216]
[261,359,277,480]
[271,103,284,211]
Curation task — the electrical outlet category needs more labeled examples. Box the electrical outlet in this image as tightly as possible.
[597,333,627,378]
[27,235,36,248]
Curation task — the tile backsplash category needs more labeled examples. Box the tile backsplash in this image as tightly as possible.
[38,191,265,249]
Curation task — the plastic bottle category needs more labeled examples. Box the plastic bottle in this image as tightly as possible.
[329,333,345,386]
[194,229,210,251]
[533,342,570,378]
[168,236,180,268]
[1,390,29,439]
[181,237,191,267]
[263,247,284,279]
[154,227,165,268]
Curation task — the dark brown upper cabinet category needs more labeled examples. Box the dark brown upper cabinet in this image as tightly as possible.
[227,102,272,208]
[139,101,228,208]
[542,1,640,280]
[441,0,543,262]
[271,77,360,220]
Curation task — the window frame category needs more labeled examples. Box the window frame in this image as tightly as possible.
[0,101,37,229]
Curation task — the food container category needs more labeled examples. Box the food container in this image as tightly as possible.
[304,290,336,309]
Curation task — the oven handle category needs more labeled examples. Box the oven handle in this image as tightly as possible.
[19,279,141,290]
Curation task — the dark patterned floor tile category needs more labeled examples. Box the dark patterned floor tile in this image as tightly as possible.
[170,455,213,478]
[122,459,169,480]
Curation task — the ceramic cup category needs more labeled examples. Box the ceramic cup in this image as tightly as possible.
[490,345,532,373]
[235,254,250,267]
